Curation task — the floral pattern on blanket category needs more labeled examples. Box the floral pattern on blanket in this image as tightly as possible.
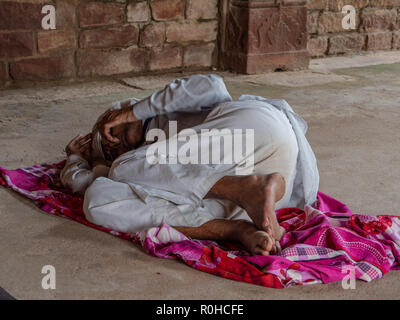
[1,161,400,289]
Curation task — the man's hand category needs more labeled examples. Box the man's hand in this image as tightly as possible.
[65,133,92,162]
[96,107,138,145]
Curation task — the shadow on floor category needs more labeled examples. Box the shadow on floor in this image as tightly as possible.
[0,287,15,300]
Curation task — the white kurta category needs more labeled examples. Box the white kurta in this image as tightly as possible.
[61,74,319,233]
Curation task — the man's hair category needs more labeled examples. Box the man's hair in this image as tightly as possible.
[90,104,123,166]
[91,127,108,165]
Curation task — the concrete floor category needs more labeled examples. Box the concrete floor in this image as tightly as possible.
[1,51,400,299]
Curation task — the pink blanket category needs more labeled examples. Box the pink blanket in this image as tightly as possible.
[1,160,400,289]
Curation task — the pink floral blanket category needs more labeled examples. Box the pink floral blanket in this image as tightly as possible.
[1,160,400,289]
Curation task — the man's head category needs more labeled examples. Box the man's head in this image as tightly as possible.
[91,121,143,165]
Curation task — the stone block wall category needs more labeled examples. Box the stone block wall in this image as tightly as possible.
[307,0,400,57]
[0,0,219,86]
[220,0,309,74]
[1,0,400,86]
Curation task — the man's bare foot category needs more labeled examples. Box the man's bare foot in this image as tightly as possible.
[237,173,286,241]
[207,173,286,241]
[237,220,277,256]
[175,219,278,256]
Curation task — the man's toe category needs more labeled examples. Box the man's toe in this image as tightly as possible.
[254,231,274,252]
[253,246,270,256]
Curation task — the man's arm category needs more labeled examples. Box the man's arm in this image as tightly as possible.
[61,155,95,195]
[131,74,232,120]
[98,74,232,144]
[60,134,110,195]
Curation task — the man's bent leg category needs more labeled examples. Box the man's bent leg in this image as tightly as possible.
[84,178,277,255]
[205,173,286,241]
[175,219,276,256]
[84,177,180,233]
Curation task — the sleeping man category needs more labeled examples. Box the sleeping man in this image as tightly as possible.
[61,74,319,256]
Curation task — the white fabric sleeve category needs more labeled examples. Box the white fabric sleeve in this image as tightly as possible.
[60,154,110,195]
[110,97,140,110]
[130,74,232,120]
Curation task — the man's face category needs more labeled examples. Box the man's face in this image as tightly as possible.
[101,121,143,162]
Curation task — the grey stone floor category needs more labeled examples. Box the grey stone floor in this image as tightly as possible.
[1,51,400,299]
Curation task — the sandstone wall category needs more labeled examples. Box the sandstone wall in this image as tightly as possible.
[1,0,400,86]
[307,0,400,57]
[0,0,219,86]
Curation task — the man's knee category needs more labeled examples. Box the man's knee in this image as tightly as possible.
[83,177,132,226]
[83,177,108,225]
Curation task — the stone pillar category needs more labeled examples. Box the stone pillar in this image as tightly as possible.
[220,0,309,74]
